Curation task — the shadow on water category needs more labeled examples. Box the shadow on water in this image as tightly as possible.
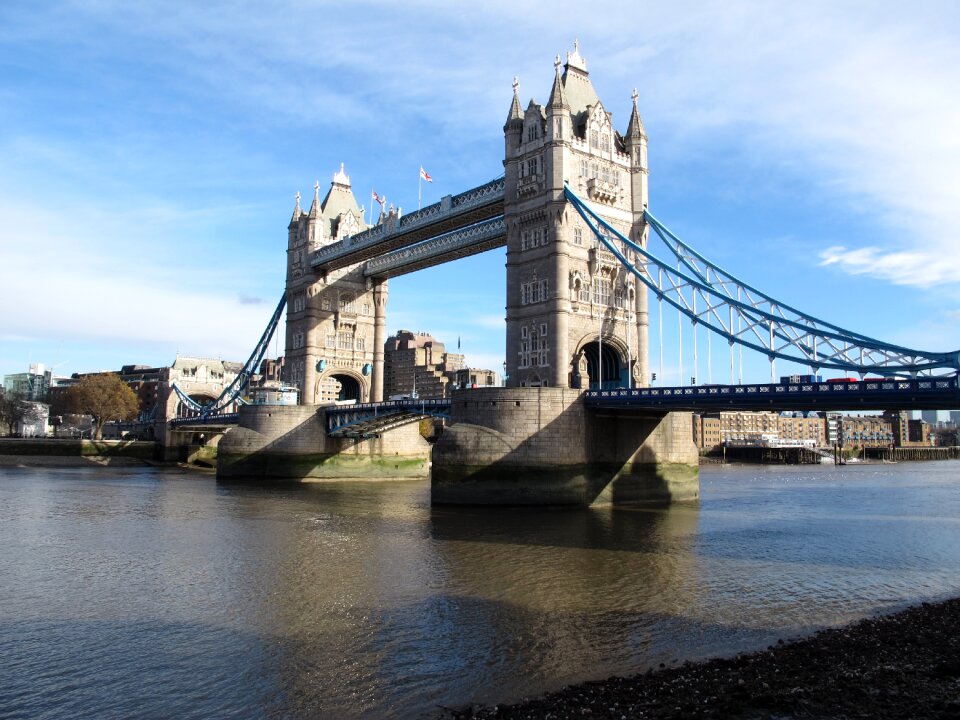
[6,465,960,719]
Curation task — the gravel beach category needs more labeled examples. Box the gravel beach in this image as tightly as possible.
[443,598,960,719]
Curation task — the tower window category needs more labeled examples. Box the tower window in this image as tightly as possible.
[527,125,538,142]
[574,227,583,246]
[339,294,356,314]
[593,278,610,305]
[521,278,549,305]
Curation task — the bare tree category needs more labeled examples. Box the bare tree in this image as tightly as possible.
[0,394,27,436]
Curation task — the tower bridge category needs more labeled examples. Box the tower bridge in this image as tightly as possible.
[214,43,959,503]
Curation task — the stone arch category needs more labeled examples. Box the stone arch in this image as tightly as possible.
[316,370,366,403]
[521,373,544,388]
[572,334,629,390]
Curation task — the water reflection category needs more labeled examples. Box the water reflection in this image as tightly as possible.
[2,463,960,719]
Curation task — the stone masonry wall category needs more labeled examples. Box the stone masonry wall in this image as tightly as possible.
[432,387,699,505]
[217,404,431,481]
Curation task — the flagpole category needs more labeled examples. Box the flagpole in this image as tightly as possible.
[418,166,422,211]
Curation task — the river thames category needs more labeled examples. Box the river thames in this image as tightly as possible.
[2,461,959,719]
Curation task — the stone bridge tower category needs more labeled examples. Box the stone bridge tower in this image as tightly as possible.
[503,42,649,391]
[284,165,384,404]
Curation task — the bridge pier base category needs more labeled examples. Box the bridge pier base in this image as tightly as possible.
[216,404,431,481]
[431,388,699,506]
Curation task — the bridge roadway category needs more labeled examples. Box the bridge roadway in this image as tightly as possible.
[585,376,960,412]
[310,178,505,278]
[325,398,451,439]
[170,413,239,429]
[178,378,959,435]
[325,376,959,439]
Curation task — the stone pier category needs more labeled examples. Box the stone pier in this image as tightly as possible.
[217,404,431,481]
[431,387,699,506]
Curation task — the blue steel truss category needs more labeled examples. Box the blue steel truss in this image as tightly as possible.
[564,184,960,377]
[326,398,451,438]
[171,293,286,420]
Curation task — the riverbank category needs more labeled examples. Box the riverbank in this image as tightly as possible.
[444,597,960,719]
[0,454,155,467]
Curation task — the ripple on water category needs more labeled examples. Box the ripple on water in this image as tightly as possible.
[2,462,960,718]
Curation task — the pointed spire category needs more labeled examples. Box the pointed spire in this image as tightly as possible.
[626,88,646,139]
[290,190,301,223]
[332,162,350,187]
[565,38,587,73]
[308,179,320,217]
[506,76,524,123]
[547,54,569,110]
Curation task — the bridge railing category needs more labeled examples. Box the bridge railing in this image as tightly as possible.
[325,398,452,438]
[363,216,506,276]
[311,177,505,267]
[585,376,958,407]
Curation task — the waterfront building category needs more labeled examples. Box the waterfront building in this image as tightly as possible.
[3,364,54,401]
[837,414,895,448]
[691,410,908,451]
[249,383,299,406]
[452,367,501,390]
[383,330,465,400]
[16,401,50,437]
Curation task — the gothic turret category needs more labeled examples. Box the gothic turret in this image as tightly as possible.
[545,56,570,142]
[289,191,302,227]
[624,88,649,213]
[504,77,524,152]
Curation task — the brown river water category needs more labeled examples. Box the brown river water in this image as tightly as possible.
[2,461,959,718]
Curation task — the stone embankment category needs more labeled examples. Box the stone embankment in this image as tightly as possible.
[444,597,960,719]
[0,438,161,466]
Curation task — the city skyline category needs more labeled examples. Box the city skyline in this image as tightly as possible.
[2,1,960,385]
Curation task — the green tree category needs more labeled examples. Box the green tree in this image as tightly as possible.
[65,374,139,440]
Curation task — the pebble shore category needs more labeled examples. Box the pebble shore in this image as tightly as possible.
[443,598,960,719]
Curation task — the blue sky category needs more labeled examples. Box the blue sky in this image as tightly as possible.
[2,0,959,388]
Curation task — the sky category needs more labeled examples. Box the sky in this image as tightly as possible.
[2,0,959,390]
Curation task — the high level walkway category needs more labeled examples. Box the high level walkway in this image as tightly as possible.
[311,178,504,276]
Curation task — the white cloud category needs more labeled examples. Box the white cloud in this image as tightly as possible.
[0,195,279,368]
[819,246,960,288]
